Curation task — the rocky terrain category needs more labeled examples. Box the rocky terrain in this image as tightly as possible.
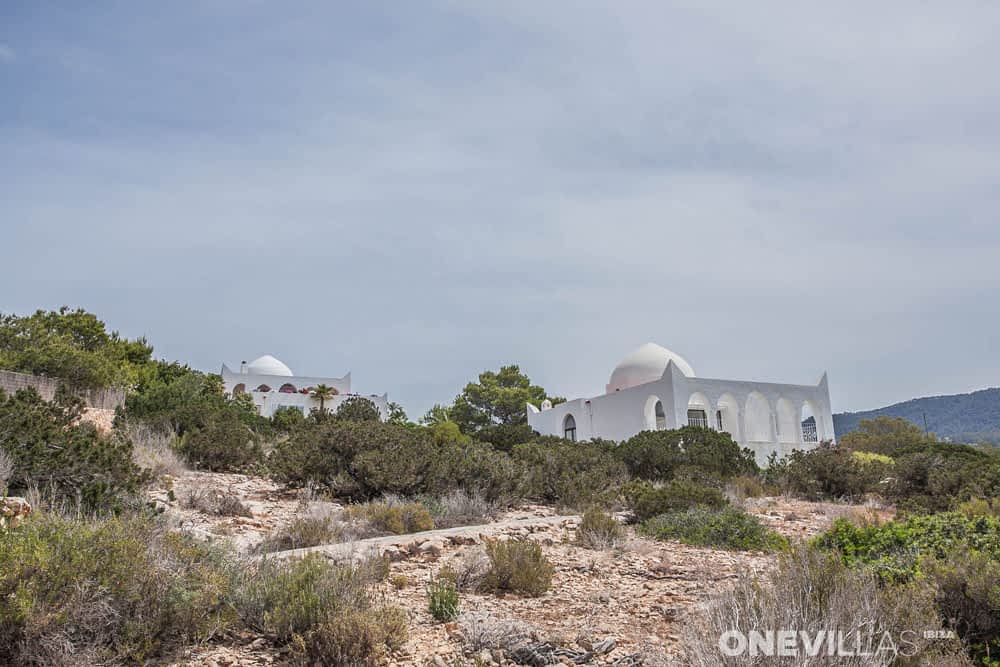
[141,470,891,666]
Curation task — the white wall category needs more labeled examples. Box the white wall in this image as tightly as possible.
[528,361,835,466]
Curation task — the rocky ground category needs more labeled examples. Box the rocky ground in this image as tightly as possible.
[146,471,892,666]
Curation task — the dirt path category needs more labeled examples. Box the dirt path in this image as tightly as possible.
[271,513,581,562]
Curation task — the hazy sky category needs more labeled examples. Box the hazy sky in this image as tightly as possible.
[3,2,999,419]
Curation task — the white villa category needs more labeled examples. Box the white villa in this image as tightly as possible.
[221,354,389,420]
[527,343,834,464]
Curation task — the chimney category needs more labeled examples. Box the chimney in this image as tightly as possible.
[240,360,248,375]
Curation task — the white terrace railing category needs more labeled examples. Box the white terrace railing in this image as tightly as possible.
[802,424,819,443]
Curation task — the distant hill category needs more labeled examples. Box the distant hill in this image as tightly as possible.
[834,387,1000,445]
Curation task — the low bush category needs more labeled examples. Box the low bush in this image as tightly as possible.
[174,410,263,472]
[0,387,148,511]
[669,544,966,666]
[255,514,344,553]
[334,396,382,423]
[815,512,1000,664]
[427,575,460,621]
[182,487,253,518]
[815,512,1000,581]
[346,498,435,535]
[725,474,771,502]
[479,538,553,597]
[0,448,12,495]
[237,553,404,665]
[576,507,625,550]
[513,438,628,509]
[615,426,758,482]
[420,488,497,529]
[0,510,238,665]
[125,422,187,480]
[640,506,788,552]
[624,479,727,522]
[766,444,886,501]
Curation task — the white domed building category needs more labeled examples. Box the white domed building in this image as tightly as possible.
[527,343,834,464]
[221,355,389,419]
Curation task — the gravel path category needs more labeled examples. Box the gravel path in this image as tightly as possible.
[270,513,580,561]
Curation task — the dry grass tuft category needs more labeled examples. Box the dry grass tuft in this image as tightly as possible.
[125,422,187,480]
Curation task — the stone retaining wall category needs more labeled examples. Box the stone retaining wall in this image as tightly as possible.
[0,369,125,410]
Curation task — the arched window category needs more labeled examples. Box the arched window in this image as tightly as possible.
[278,383,297,394]
[255,384,271,393]
[563,414,577,442]
[232,383,246,396]
[654,400,666,430]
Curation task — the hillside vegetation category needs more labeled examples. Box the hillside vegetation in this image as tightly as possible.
[835,387,1000,445]
[3,307,1000,665]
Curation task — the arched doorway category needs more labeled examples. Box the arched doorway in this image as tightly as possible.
[643,395,666,430]
[232,383,246,396]
[563,414,577,442]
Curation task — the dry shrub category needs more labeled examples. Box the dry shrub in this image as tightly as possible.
[479,538,553,597]
[671,545,970,666]
[576,507,625,550]
[255,514,341,554]
[424,488,497,528]
[346,496,434,535]
[726,475,770,503]
[441,550,491,592]
[124,422,186,479]
[0,510,239,666]
[182,487,252,518]
[237,553,404,665]
[458,612,534,652]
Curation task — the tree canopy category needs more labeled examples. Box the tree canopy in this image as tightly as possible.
[0,307,152,389]
[446,365,563,436]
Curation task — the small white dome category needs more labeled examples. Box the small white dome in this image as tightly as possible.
[246,354,294,377]
[606,343,694,393]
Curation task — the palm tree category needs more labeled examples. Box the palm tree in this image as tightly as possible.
[311,384,335,413]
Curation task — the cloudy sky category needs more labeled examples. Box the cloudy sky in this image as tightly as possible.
[2,2,998,419]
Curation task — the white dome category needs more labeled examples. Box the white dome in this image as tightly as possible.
[246,354,294,377]
[606,343,694,393]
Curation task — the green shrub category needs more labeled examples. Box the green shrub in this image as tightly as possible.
[0,387,149,511]
[0,510,237,664]
[815,512,1000,664]
[297,606,407,666]
[334,396,381,423]
[174,409,263,472]
[272,405,307,432]
[640,506,788,552]
[814,512,1000,582]
[616,426,758,482]
[427,575,460,621]
[347,499,435,535]
[624,479,727,522]
[238,553,403,665]
[479,539,553,597]
[269,421,442,500]
[957,497,1000,519]
[512,438,628,509]
[576,507,625,550]
[767,444,885,501]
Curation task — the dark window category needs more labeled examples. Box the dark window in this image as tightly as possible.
[563,414,577,442]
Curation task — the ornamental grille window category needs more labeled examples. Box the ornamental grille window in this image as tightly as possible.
[687,409,708,428]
